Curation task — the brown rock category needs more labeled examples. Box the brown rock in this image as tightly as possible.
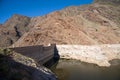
[0,14,31,47]
[13,2,120,47]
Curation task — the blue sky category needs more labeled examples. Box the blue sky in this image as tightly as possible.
[0,0,93,24]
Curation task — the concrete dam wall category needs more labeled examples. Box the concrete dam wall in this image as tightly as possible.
[11,44,120,67]
[11,44,55,65]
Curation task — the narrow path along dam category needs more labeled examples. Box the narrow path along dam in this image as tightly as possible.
[10,44,120,67]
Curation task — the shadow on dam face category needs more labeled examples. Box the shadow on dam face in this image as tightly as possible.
[10,44,59,65]
[43,45,60,68]
[43,45,120,80]
[9,44,120,80]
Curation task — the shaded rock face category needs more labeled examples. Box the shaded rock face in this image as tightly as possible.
[13,1,120,47]
[0,14,30,47]
[0,24,2,27]
[0,49,56,80]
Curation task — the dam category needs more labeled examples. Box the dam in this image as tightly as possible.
[10,44,120,67]
[9,44,120,80]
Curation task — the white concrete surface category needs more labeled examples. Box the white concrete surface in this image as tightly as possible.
[56,44,120,67]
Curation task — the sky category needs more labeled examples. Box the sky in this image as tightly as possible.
[0,0,93,24]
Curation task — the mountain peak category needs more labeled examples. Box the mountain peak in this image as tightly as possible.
[3,14,30,27]
[0,14,31,47]
[11,14,28,18]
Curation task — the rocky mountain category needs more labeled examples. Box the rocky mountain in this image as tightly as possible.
[0,14,30,47]
[0,0,120,47]
[12,0,120,47]
[0,0,120,79]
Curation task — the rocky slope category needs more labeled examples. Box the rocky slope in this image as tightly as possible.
[12,0,120,47]
[0,14,30,47]
[0,48,56,80]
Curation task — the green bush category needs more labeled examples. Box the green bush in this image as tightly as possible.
[0,48,12,56]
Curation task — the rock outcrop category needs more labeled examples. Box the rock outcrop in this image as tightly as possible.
[0,48,56,80]
[0,14,30,47]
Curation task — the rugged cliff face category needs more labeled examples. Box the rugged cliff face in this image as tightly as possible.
[12,0,120,47]
[0,14,30,47]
